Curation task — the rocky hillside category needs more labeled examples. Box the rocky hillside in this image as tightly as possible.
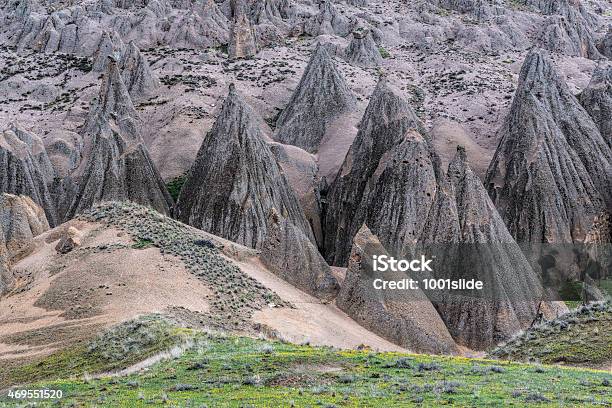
[0,0,611,404]
[491,301,611,369]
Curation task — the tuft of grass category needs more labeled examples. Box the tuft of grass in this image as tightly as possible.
[132,238,154,249]
[165,175,187,202]
[378,46,391,59]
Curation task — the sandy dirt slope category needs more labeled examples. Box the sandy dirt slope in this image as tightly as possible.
[238,258,405,352]
[0,221,211,362]
[0,215,408,368]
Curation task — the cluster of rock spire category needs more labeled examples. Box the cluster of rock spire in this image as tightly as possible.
[175,83,314,249]
[1,54,171,227]
[1,0,610,354]
[485,49,611,244]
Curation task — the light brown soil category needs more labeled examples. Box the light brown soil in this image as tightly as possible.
[0,221,210,362]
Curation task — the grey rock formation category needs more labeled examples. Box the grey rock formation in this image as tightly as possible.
[119,41,160,99]
[336,225,459,355]
[345,28,382,68]
[324,76,566,349]
[485,49,612,243]
[228,0,257,59]
[306,0,351,37]
[261,208,339,301]
[582,274,607,303]
[67,59,173,219]
[0,193,49,256]
[6,0,231,55]
[0,123,57,226]
[0,193,49,294]
[579,64,611,148]
[252,0,294,26]
[55,226,82,254]
[176,84,314,248]
[435,0,497,21]
[526,0,601,58]
[0,250,10,296]
[93,34,158,98]
[427,147,560,349]
[324,78,428,266]
[269,142,324,246]
[251,0,295,46]
[274,44,357,153]
[92,30,125,72]
[598,27,612,59]
[164,0,230,49]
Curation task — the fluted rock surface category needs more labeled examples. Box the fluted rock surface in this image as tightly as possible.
[336,225,459,355]
[0,194,49,294]
[67,59,173,218]
[93,35,158,99]
[252,0,294,26]
[119,41,160,99]
[324,78,429,266]
[92,30,125,72]
[345,28,382,67]
[425,147,563,349]
[0,251,10,296]
[274,44,357,153]
[228,0,257,59]
[526,0,601,58]
[261,209,339,301]
[435,0,496,21]
[579,65,611,148]
[176,84,314,248]
[306,0,351,37]
[0,193,49,257]
[598,28,612,58]
[0,123,57,226]
[165,0,230,49]
[485,49,612,243]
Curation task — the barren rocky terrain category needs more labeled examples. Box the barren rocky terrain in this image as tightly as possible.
[0,0,610,405]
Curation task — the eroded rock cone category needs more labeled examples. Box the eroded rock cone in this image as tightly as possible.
[0,193,49,294]
[485,49,612,243]
[426,147,563,350]
[92,30,125,72]
[324,78,429,266]
[345,28,382,68]
[176,84,314,248]
[252,0,294,26]
[274,44,357,153]
[261,208,339,301]
[67,59,173,219]
[579,65,611,148]
[120,41,160,99]
[526,0,601,58]
[0,193,49,259]
[336,225,459,355]
[164,0,230,49]
[0,123,57,226]
[307,0,351,37]
[229,0,257,59]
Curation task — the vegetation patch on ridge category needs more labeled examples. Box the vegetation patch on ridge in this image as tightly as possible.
[491,301,612,367]
[1,321,609,407]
